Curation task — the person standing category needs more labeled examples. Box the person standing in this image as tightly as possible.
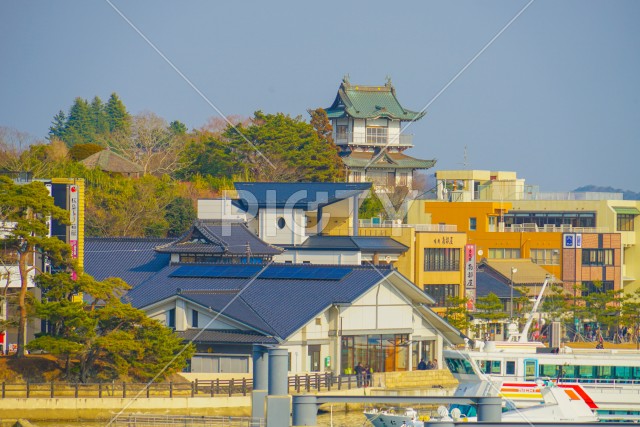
[355,362,364,387]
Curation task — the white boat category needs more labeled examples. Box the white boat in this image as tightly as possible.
[363,379,599,426]
[443,276,640,421]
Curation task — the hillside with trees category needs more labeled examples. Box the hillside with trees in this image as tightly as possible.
[0,94,344,238]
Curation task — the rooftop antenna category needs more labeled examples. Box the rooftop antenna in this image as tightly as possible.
[459,145,470,169]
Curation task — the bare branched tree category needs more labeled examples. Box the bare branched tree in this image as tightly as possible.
[107,112,186,176]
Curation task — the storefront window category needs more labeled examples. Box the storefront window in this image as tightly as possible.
[341,333,412,374]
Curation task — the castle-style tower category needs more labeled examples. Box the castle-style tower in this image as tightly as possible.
[323,76,436,191]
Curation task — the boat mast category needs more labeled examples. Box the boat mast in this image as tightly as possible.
[519,274,553,343]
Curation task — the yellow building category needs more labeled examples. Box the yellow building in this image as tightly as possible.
[359,224,467,314]
[409,170,639,296]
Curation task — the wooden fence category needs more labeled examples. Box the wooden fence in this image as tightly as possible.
[0,374,367,398]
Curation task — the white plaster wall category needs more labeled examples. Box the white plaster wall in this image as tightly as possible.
[145,301,175,327]
[341,282,413,330]
[353,119,366,141]
[145,301,244,331]
[388,120,400,145]
[273,250,360,265]
[259,208,307,245]
[197,199,247,221]
[412,314,438,340]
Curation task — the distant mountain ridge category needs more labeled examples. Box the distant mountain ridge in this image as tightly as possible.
[574,185,640,200]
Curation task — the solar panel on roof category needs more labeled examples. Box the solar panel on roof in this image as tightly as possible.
[170,265,262,278]
[259,266,351,280]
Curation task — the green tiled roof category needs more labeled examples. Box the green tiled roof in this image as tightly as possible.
[324,77,426,121]
[342,151,436,170]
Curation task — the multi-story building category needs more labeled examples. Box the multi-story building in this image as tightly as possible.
[0,173,84,353]
[409,170,639,298]
[322,76,435,191]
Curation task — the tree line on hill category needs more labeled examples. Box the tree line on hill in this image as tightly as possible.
[0,94,345,238]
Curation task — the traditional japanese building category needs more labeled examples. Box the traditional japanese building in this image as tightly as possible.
[322,76,436,191]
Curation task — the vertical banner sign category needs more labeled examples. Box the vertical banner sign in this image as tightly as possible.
[465,244,476,311]
[69,185,79,279]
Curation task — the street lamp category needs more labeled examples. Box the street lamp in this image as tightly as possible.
[510,267,518,319]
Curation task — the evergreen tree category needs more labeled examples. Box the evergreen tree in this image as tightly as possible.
[444,295,472,333]
[49,110,67,140]
[165,197,196,237]
[90,96,109,135]
[0,177,72,357]
[169,120,187,135]
[65,97,95,147]
[359,189,385,219]
[475,293,508,322]
[29,272,193,382]
[105,93,131,134]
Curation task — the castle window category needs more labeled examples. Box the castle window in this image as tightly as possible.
[366,127,387,145]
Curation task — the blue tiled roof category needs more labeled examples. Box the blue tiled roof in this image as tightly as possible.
[234,182,371,210]
[477,271,522,299]
[85,238,171,286]
[119,262,395,340]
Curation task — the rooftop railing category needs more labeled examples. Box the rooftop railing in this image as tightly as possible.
[359,219,457,232]
[505,223,609,233]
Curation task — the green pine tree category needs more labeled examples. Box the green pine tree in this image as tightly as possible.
[105,93,131,134]
[29,272,193,382]
[90,96,110,135]
[49,110,67,140]
[65,97,95,147]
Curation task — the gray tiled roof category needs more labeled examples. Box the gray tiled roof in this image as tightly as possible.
[280,235,408,253]
[177,329,279,344]
[477,271,522,299]
[123,263,394,339]
[155,220,282,257]
[85,238,172,285]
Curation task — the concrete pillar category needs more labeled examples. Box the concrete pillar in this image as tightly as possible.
[476,397,502,422]
[352,195,359,236]
[266,348,290,427]
[268,348,289,395]
[292,395,318,426]
[251,345,269,421]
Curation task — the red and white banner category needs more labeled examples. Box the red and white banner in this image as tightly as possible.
[464,244,476,311]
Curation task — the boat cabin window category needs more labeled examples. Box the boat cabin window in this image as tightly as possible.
[506,361,516,375]
[445,357,475,375]
[478,360,501,374]
[538,364,640,381]
[539,364,559,377]
[524,359,537,380]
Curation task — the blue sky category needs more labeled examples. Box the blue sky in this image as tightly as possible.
[1,1,639,191]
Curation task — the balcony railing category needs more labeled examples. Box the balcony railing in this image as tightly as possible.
[505,223,609,233]
[359,219,457,232]
[335,132,413,147]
